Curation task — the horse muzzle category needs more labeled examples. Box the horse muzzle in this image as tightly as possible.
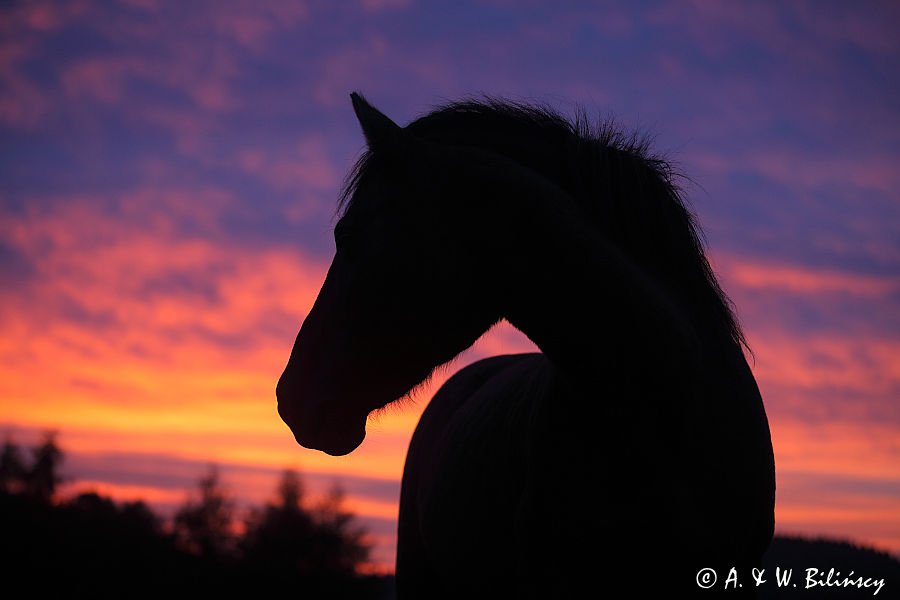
[276,377,367,456]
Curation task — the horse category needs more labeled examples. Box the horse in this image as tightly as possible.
[276,93,776,598]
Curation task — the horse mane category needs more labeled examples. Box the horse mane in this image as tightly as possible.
[339,96,749,354]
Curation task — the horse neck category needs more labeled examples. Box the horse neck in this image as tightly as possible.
[496,183,703,388]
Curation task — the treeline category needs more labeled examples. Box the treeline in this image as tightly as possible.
[0,432,393,599]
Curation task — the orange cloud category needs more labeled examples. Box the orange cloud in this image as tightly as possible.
[65,480,187,507]
[2,197,898,570]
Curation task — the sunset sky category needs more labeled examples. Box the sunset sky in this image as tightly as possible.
[1,0,898,571]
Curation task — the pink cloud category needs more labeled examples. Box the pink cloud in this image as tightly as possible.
[236,138,340,192]
[62,56,147,104]
[0,36,47,128]
[87,1,309,53]
[61,52,241,113]
[0,1,95,128]
[0,69,48,128]
[648,1,787,60]
[747,152,900,195]
[187,79,239,112]
[717,256,898,298]
[793,1,900,56]
[203,1,310,53]
[686,139,899,198]
[752,333,898,399]
[646,0,897,78]
[0,0,87,34]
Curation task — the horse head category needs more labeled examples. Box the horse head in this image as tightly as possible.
[276,94,507,455]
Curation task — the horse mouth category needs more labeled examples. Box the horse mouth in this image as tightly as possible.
[299,424,366,456]
[276,394,368,456]
[310,420,366,456]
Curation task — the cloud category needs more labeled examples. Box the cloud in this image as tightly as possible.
[0,0,85,128]
[0,191,322,419]
[1,0,314,133]
[208,1,310,52]
[719,257,898,298]
[360,0,412,12]
[689,148,900,197]
[709,253,899,426]
[59,444,402,510]
[648,1,899,70]
[59,48,243,115]
[236,137,341,193]
[792,1,900,56]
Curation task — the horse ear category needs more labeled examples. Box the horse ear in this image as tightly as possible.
[350,92,404,152]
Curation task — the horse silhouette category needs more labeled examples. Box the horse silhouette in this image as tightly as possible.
[276,93,776,598]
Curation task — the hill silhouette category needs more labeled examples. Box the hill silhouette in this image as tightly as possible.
[759,536,897,598]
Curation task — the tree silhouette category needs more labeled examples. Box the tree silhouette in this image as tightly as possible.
[279,468,305,509]
[26,431,63,502]
[119,499,163,536]
[242,470,370,578]
[173,465,237,560]
[0,436,26,495]
[242,468,317,573]
[311,483,370,575]
[0,436,391,598]
[67,492,161,538]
